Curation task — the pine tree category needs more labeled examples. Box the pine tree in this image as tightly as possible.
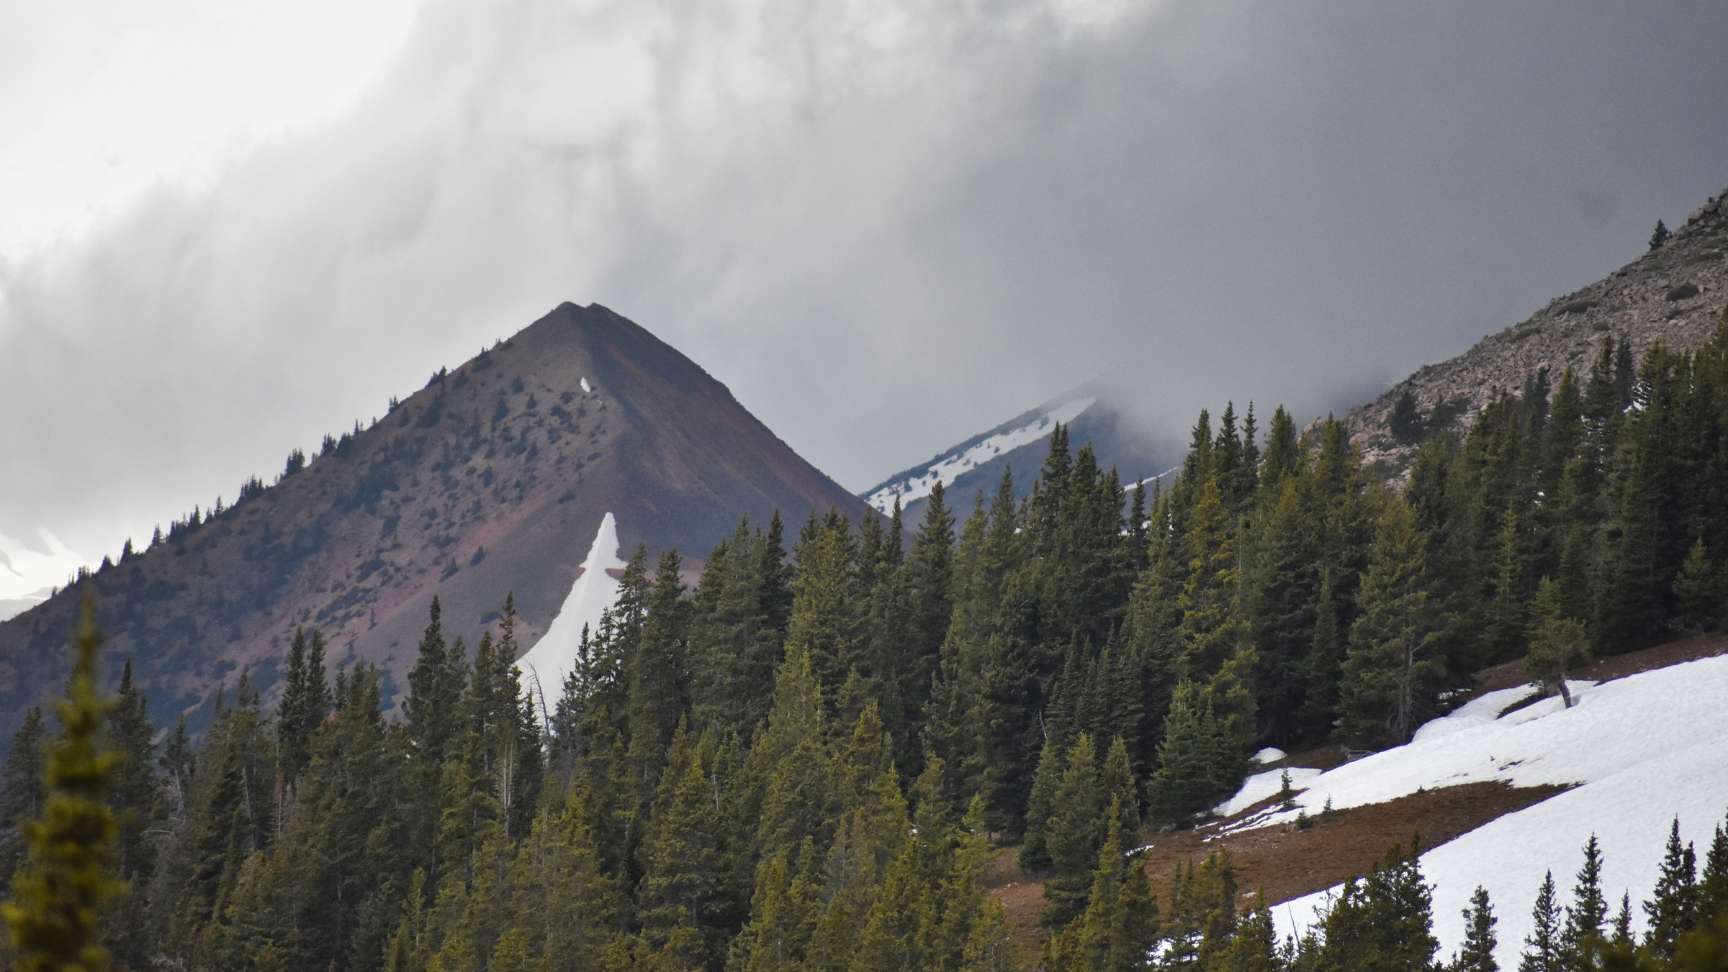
[1340,499,1442,747]
[1700,813,1728,924]
[899,481,956,762]
[0,709,47,884]
[1043,734,1105,926]
[1527,577,1590,708]
[636,728,731,968]
[1101,735,1140,834]
[1645,818,1698,960]
[2,604,127,972]
[1456,886,1499,972]
[1147,680,1231,825]
[1391,390,1426,445]
[1487,505,1530,662]
[1019,738,1064,872]
[1522,871,1562,972]
[1177,476,1243,680]
[1671,538,1722,635]
[1650,219,1671,250]
[1561,835,1608,970]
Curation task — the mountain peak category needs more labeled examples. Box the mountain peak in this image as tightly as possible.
[0,304,875,738]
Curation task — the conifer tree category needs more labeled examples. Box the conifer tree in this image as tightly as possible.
[1527,578,1590,708]
[1178,476,1243,679]
[0,708,47,884]
[1699,813,1728,924]
[1456,886,1499,972]
[1645,819,1699,960]
[1019,737,1064,872]
[2,605,127,972]
[1671,538,1722,636]
[636,727,732,968]
[900,482,956,758]
[1043,734,1105,926]
[1340,499,1441,747]
[1561,835,1608,970]
[1523,871,1562,972]
[1101,735,1140,834]
[1148,680,1231,825]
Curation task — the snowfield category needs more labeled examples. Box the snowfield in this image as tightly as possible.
[516,513,624,719]
[864,396,1095,515]
[1224,655,1728,968]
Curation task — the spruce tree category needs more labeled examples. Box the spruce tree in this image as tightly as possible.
[1645,818,1699,960]
[1700,813,1728,924]
[1340,498,1441,748]
[1671,538,1722,635]
[1561,835,1608,970]
[2,605,127,972]
[1019,737,1064,872]
[0,709,47,883]
[1042,734,1105,926]
[1148,680,1229,825]
[1456,885,1499,972]
[1522,871,1562,972]
[1527,578,1590,708]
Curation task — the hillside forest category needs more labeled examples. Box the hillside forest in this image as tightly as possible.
[5,313,1728,971]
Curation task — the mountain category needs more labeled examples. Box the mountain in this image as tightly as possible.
[862,382,1184,521]
[0,301,876,739]
[1346,184,1728,474]
[0,587,49,624]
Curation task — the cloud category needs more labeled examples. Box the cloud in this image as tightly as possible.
[2,0,1727,574]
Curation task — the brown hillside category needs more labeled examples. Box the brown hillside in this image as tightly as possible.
[0,302,877,737]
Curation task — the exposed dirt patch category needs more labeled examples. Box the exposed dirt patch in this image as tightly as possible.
[987,780,1568,959]
[1475,633,1728,696]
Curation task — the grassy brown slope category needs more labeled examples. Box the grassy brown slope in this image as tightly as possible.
[987,782,1565,961]
[989,630,1728,958]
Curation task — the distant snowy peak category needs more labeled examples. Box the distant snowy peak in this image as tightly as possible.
[516,512,625,718]
[865,396,1097,515]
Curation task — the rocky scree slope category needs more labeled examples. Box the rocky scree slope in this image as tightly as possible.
[1347,185,1728,476]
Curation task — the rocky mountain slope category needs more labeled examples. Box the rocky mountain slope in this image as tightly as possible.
[1347,185,1728,474]
[0,301,876,739]
[863,382,1183,522]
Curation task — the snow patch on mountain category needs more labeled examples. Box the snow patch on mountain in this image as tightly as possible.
[1226,655,1728,968]
[516,512,624,719]
[580,377,593,394]
[1216,765,1321,816]
[864,396,1096,515]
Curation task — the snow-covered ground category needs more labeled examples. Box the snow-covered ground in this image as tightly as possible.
[1216,766,1323,817]
[515,512,624,719]
[1222,656,1728,968]
[864,396,1095,515]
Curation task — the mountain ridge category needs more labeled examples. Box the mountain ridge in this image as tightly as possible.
[0,301,876,741]
[1345,184,1728,473]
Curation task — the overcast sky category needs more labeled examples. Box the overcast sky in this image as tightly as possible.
[3,0,1727,595]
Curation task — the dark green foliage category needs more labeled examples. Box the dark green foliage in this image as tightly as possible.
[1457,886,1500,972]
[1391,390,1427,445]
[0,708,47,884]
[25,315,1728,971]
[1525,871,1563,972]
[2,605,126,972]
[1646,819,1700,960]
[1316,845,1438,972]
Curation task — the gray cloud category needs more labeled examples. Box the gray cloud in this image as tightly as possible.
[3,0,1727,570]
